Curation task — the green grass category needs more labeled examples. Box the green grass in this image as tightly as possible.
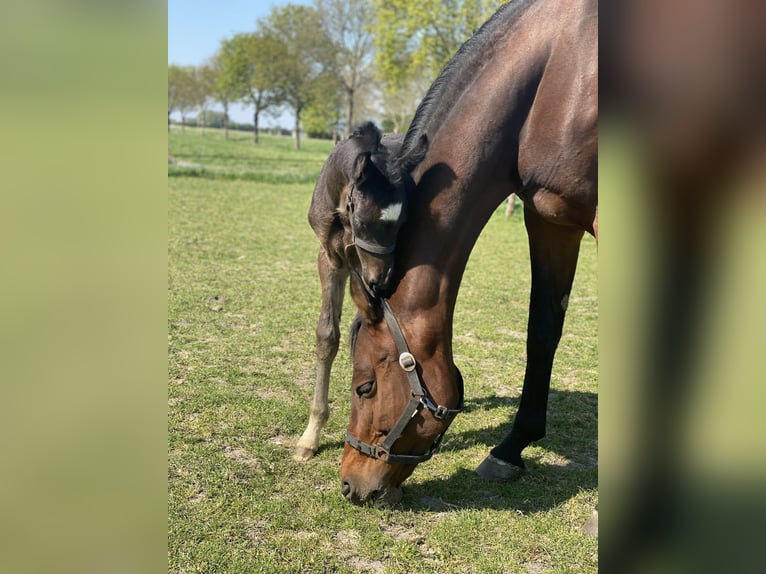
[168,127,331,184]
[169,126,598,573]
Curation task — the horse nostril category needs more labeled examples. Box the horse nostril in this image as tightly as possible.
[341,480,352,499]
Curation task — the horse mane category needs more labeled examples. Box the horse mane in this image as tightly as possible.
[398,0,536,167]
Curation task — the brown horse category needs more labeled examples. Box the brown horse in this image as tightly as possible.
[340,0,597,505]
[294,122,427,461]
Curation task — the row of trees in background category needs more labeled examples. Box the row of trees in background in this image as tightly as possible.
[168,0,501,149]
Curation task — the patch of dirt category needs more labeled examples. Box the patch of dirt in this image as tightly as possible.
[538,448,598,470]
[380,523,424,545]
[267,435,295,449]
[252,385,293,403]
[205,295,223,312]
[496,327,527,340]
[244,518,268,542]
[223,446,261,468]
[189,489,206,504]
[290,530,318,541]
[523,560,550,574]
[333,530,360,547]
[346,557,384,574]
[331,529,388,573]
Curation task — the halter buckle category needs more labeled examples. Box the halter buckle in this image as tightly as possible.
[434,405,449,420]
[398,352,416,372]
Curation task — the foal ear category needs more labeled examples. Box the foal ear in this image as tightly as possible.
[353,151,372,184]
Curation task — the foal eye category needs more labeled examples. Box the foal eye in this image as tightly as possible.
[355,381,374,397]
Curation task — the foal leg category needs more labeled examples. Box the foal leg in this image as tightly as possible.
[477,207,584,480]
[294,250,348,461]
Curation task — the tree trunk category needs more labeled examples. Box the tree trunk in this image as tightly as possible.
[253,109,259,144]
[223,101,229,140]
[168,110,171,132]
[181,114,186,133]
[200,109,205,136]
[294,108,301,150]
[345,87,355,138]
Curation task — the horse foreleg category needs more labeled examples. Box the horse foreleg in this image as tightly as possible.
[294,251,348,461]
[477,207,584,480]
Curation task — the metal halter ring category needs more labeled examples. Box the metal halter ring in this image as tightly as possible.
[398,352,416,372]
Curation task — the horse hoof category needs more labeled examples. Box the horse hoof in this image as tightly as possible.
[293,446,316,462]
[475,454,525,481]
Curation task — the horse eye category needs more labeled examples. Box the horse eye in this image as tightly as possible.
[356,381,374,397]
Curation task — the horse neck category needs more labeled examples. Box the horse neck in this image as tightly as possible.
[392,18,545,336]
[388,0,586,355]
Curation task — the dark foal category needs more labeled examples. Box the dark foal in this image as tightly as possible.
[294,122,427,461]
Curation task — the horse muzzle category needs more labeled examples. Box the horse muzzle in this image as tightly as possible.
[340,476,403,507]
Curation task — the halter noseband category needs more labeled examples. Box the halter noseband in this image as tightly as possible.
[344,299,464,464]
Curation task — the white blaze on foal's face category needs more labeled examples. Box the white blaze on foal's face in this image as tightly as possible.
[379,202,403,223]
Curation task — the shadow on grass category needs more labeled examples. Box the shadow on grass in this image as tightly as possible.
[406,389,597,513]
[316,389,597,513]
[449,390,597,452]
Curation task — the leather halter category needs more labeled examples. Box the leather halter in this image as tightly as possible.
[344,299,464,464]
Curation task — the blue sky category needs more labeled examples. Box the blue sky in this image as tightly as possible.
[168,0,309,125]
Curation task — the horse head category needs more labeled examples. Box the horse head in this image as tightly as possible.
[340,309,462,506]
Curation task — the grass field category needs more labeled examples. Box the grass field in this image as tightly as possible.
[168,127,598,573]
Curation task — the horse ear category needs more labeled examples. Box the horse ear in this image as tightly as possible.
[353,151,371,184]
[402,133,429,175]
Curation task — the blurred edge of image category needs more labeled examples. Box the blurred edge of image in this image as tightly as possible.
[0,2,167,574]
[1,1,764,572]
[600,0,766,572]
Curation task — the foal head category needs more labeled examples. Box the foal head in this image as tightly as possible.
[342,123,427,298]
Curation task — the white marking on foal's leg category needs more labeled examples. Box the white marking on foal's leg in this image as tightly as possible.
[561,293,569,311]
[379,202,403,223]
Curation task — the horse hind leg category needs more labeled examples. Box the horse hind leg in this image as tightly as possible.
[477,208,584,480]
[505,193,516,218]
[294,250,348,461]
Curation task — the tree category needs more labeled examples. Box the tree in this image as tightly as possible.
[219,32,279,144]
[302,72,343,140]
[196,110,228,129]
[317,0,376,138]
[168,65,181,131]
[193,65,215,135]
[168,64,197,132]
[206,52,239,140]
[373,0,500,89]
[379,73,432,133]
[259,4,335,150]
